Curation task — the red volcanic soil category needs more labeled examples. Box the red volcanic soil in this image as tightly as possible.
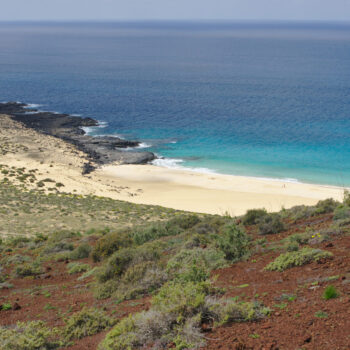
[1,214,349,350]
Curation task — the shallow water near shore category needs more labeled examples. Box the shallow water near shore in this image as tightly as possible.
[0,21,350,186]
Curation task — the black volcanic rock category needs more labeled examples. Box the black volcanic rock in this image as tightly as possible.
[0,102,156,172]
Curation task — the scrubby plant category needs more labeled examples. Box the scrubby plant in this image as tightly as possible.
[333,205,350,221]
[323,285,338,300]
[242,208,267,225]
[63,308,115,341]
[283,205,315,222]
[95,241,165,300]
[69,243,92,260]
[0,321,60,349]
[15,262,43,277]
[92,231,133,262]
[67,262,90,275]
[99,280,269,350]
[265,247,333,272]
[314,198,338,215]
[166,214,201,231]
[207,297,270,326]
[166,248,227,282]
[215,224,250,262]
[258,213,285,235]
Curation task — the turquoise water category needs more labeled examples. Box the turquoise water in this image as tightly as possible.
[0,22,350,185]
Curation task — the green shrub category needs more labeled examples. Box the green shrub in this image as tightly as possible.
[98,314,137,350]
[215,224,250,262]
[1,303,12,311]
[2,254,31,266]
[92,231,133,262]
[207,298,270,326]
[242,209,267,225]
[315,198,338,215]
[99,282,269,350]
[166,248,227,282]
[152,281,209,321]
[70,243,91,260]
[166,214,201,230]
[63,308,114,341]
[333,205,350,221]
[98,242,162,283]
[43,241,74,255]
[258,213,285,235]
[286,242,299,252]
[15,262,43,277]
[284,205,315,222]
[0,321,60,349]
[265,247,333,272]
[323,285,338,300]
[67,262,90,275]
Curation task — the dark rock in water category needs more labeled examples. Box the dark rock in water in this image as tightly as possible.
[0,102,156,171]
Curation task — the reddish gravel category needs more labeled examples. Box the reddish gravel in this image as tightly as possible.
[1,213,349,349]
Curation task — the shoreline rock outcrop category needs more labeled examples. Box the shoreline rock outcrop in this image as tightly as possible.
[0,102,156,173]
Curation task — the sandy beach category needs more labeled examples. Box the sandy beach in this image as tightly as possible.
[0,113,345,216]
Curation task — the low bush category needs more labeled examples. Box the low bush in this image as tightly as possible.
[99,280,269,350]
[95,242,165,299]
[92,231,133,262]
[258,213,285,235]
[70,243,91,260]
[0,320,60,349]
[67,262,90,275]
[265,247,333,272]
[242,209,267,225]
[15,262,43,277]
[207,297,270,326]
[215,224,250,262]
[323,285,338,300]
[314,198,338,215]
[283,205,315,222]
[166,248,227,282]
[333,205,350,221]
[63,308,115,341]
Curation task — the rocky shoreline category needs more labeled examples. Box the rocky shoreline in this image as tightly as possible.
[0,102,155,173]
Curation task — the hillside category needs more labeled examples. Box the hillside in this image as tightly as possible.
[0,174,349,349]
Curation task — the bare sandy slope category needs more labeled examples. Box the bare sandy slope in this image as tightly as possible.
[0,114,345,215]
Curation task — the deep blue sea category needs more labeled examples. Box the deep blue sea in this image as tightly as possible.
[0,22,350,185]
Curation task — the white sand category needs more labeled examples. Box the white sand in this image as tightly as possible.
[0,113,345,216]
[99,164,345,215]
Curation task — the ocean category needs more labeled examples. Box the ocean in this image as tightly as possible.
[0,21,349,186]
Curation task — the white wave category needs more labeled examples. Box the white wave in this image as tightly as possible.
[25,103,41,109]
[152,157,216,174]
[81,120,108,135]
[137,142,151,149]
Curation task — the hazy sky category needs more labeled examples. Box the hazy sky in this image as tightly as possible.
[1,0,350,22]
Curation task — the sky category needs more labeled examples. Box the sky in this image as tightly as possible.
[1,0,350,22]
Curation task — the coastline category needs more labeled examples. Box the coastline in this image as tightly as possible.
[99,164,345,215]
[0,103,346,215]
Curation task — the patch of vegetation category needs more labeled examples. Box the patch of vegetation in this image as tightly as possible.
[63,308,115,341]
[315,311,328,319]
[67,262,91,275]
[323,285,338,300]
[258,213,285,235]
[92,231,133,262]
[265,247,333,272]
[0,321,61,349]
[99,280,269,350]
[242,208,267,225]
[15,261,43,277]
[214,224,250,262]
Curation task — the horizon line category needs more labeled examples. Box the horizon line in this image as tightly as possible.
[0,19,350,25]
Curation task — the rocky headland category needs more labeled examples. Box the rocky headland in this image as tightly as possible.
[0,102,155,173]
